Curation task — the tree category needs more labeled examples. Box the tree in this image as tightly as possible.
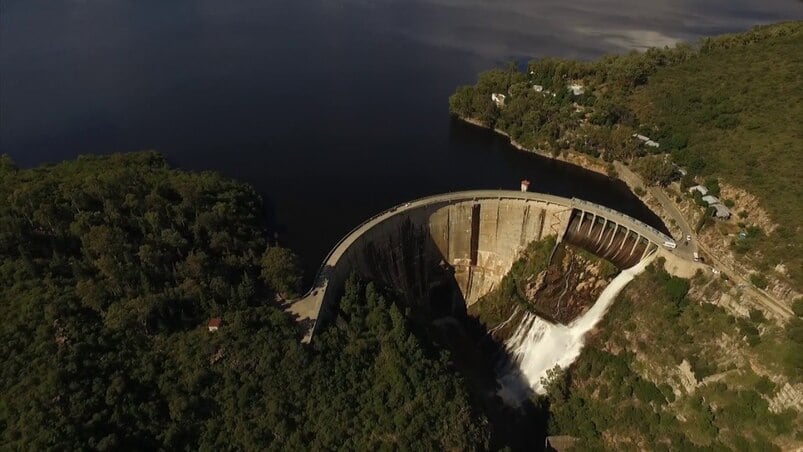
[0,154,15,174]
[793,298,803,317]
[633,154,675,186]
[448,86,475,117]
[0,153,492,450]
[704,177,721,197]
[608,125,640,160]
[260,246,303,298]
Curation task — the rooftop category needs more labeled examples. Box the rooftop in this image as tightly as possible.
[702,195,721,205]
[712,204,731,218]
[689,185,709,195]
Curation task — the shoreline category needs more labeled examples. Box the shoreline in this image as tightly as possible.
[456,116,800,315]
[455,115,686,241]
[457,116,611,177]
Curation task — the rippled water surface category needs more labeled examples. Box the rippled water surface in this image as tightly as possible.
[2,0,800,271]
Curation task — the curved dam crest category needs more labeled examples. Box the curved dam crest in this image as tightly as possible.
[289,190,673,343]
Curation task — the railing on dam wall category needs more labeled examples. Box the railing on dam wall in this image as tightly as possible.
[302,190,674,299]
[291,189,677,343]
[302,200,415,299]
[570,198,673,245]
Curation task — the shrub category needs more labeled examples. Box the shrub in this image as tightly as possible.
[755,376,776,395]
[750,273,769,289]
[260,247,304,298]
[749,308,767,323]
[792,298,803,317]
[704,177,721,196]
[665,277,690,303]
[690,356,717,380]
[659,383,676,403]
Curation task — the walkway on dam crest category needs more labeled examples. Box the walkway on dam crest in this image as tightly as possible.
[288,190,677,341]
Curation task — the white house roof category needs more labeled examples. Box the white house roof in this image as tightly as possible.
[632,134,659,147]
[689,185,708,195]
[712,204,731,218]
[702,195,720,205]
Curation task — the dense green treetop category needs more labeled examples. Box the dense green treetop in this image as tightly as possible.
[0,152,488,450]
[450,21,803,288]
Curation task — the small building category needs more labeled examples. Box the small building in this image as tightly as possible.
[491,93,506,107]
[567,83,584,96]
[711,204,731,219]
[632,134,659,148]
[208,318,222,332]
[702,195,720,205]
[689,185,708,196]
[520,179,530,192]
[533,84,544,92]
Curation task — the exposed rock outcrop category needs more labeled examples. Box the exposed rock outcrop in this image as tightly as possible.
[524,244,617,324]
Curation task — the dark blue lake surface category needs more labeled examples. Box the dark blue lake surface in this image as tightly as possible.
[2,0,800,272]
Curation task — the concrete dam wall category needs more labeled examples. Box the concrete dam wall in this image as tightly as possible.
[329,197,570,306]
[289,190,670,342]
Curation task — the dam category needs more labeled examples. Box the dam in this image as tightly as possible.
[289,190,673,342]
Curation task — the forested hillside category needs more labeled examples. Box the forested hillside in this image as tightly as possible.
[449,21,803,289]
[541,259,803,450]
[0,153,488,449]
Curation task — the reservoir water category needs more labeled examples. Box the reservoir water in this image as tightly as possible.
[2,0,800,273]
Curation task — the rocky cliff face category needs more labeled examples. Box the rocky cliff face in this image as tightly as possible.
[523,244,617,324]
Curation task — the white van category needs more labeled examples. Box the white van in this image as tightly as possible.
[663,240,677,249]
[693,252,700,262]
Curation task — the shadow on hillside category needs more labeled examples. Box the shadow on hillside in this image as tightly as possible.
[309,216,549,450]
[410,278,549,451]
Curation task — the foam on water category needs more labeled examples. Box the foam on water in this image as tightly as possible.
[497,253,655,406]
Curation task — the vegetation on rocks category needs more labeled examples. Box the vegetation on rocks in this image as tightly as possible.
[469,235,556,331]
[541,258,803,450]
[471,236,618,329]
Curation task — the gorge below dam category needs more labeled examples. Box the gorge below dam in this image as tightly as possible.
[290,190,669,402]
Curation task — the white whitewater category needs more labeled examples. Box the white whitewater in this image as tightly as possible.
[497,253,656,406]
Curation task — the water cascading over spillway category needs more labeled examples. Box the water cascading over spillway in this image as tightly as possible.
[293,191,672,347]
[497,252,656,406]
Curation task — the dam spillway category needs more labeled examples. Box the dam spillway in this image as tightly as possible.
[563,209,652,268]
[289,190,671,342]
